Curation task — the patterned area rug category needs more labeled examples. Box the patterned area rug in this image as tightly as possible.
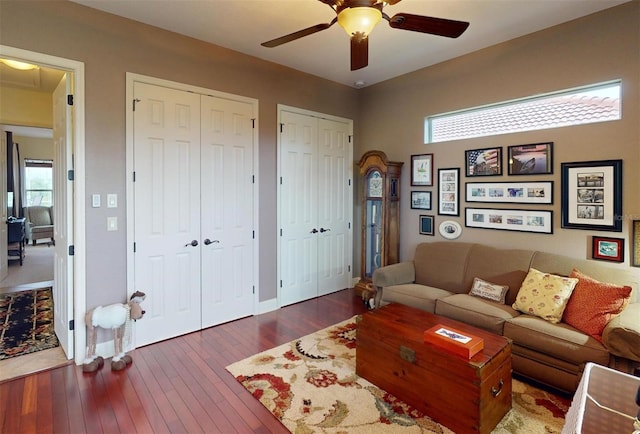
[0,288,59,360]
[226,317,570,433]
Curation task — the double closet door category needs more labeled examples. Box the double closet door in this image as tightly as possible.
[278,107,353,306]
[132,81,256,347]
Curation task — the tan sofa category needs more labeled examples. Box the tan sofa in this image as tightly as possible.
[24,206,54,245]
[372,242,640,393]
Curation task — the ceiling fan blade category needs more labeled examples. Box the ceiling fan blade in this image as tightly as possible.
[350,35,368,71]
[261,18,337,48]
[388,13,469,38]
[385,0,403,4]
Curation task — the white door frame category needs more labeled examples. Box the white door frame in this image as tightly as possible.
[125,72,260,326]
[0,127,8,282]
[276,104,354,307]
[0,45,87,364]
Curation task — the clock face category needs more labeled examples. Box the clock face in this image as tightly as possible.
[368,171,383,197]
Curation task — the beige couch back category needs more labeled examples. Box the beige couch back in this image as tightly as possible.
[414,242,473,294]
[413,242,638,304]
[531,251,637,300]
[464,244,534,306]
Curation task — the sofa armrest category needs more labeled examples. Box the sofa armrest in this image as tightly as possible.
[372,261,415,288]
[602,303,640,362]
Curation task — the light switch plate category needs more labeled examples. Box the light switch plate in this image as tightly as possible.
[107,194,118,208]
[107,217,118,231]
[92,194,101,208]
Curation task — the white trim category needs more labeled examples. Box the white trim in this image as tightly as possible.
[276,104,354,308]
[256,298,278,315]
[1,45,86,365]
[125,72,260,329]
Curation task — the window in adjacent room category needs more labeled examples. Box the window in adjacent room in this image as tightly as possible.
[425,80,621,143]
[24,159,53,207]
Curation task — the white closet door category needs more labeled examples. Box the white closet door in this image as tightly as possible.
[279,109,352,306]
[279,110,319,306]
[133,82,202,346]
[316,118,351,296]
[200,95,255,327]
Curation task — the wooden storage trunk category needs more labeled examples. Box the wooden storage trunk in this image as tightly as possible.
[356,303,512,434]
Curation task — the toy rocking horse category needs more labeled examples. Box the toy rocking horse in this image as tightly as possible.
[83,291,146,372]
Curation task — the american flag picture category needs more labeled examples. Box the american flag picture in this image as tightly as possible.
[466,148,501,176]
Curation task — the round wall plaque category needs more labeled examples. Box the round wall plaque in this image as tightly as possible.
[439,220,462,239]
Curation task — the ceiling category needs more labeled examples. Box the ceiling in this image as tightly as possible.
[70,0,630,88]
[0,62,66,93]
[0,62,62,138]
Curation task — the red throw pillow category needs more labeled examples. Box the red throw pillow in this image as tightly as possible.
[563,269,632,343]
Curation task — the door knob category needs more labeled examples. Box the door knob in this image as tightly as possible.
[319,228,331,233]
[310,228,318,234]
[184,240,198,247]
[203,238,220,245]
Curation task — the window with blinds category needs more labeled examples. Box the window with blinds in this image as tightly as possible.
[24,159,53,207]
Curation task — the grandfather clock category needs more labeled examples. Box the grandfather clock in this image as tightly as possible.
[355,150,403,298]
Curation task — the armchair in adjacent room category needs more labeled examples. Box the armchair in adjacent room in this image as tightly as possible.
[23,206,54,246]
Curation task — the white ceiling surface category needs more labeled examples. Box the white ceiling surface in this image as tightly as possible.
[2,125,53,139]
[66,1,634,87]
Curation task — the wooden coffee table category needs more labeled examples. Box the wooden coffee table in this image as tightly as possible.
[356,303,512,434]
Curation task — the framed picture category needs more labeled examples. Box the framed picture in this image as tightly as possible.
[465,147,502,177]
[465,207,553,234]
[508,142,553,175]
[439,220,462,239]
[438,168,460,216]
[632,221,640,267]
[411,154,434,186]
[419,215,435,235]
[592,236,624,262]
[465,181,553,204]
[561,160,622,232]
[411,191,432,210]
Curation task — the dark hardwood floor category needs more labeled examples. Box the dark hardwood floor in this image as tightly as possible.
[0,289,368,434]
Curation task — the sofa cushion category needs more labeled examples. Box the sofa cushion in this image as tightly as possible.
[531,250,638,295]
[563,269,632,343]
[469,277,509,303]
[512,268,578,323]
[435,294,520,335]
[413,242,474,294]
[504,315,610,366]
[602,303,640,361]
[25,206,53,226]
[381,284,453,314]
[464,245,534,305]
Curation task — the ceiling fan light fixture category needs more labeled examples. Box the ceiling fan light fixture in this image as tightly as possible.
[337,6,382,37]
[0,59,39,71]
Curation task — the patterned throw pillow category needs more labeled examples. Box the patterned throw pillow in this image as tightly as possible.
[563,269,632,342]
[469,277,509,304]
[512,268,578,323]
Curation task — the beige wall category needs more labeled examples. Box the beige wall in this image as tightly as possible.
[356,1,640,298]
[1,0,639,310]
[13,136,54,161]
[0,87,53,127]
[0,0,360,309]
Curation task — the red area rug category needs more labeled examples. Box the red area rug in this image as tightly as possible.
[0,288,59,360]
[226,317,570,433]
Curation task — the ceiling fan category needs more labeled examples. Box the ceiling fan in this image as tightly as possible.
[261,0,470,71]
